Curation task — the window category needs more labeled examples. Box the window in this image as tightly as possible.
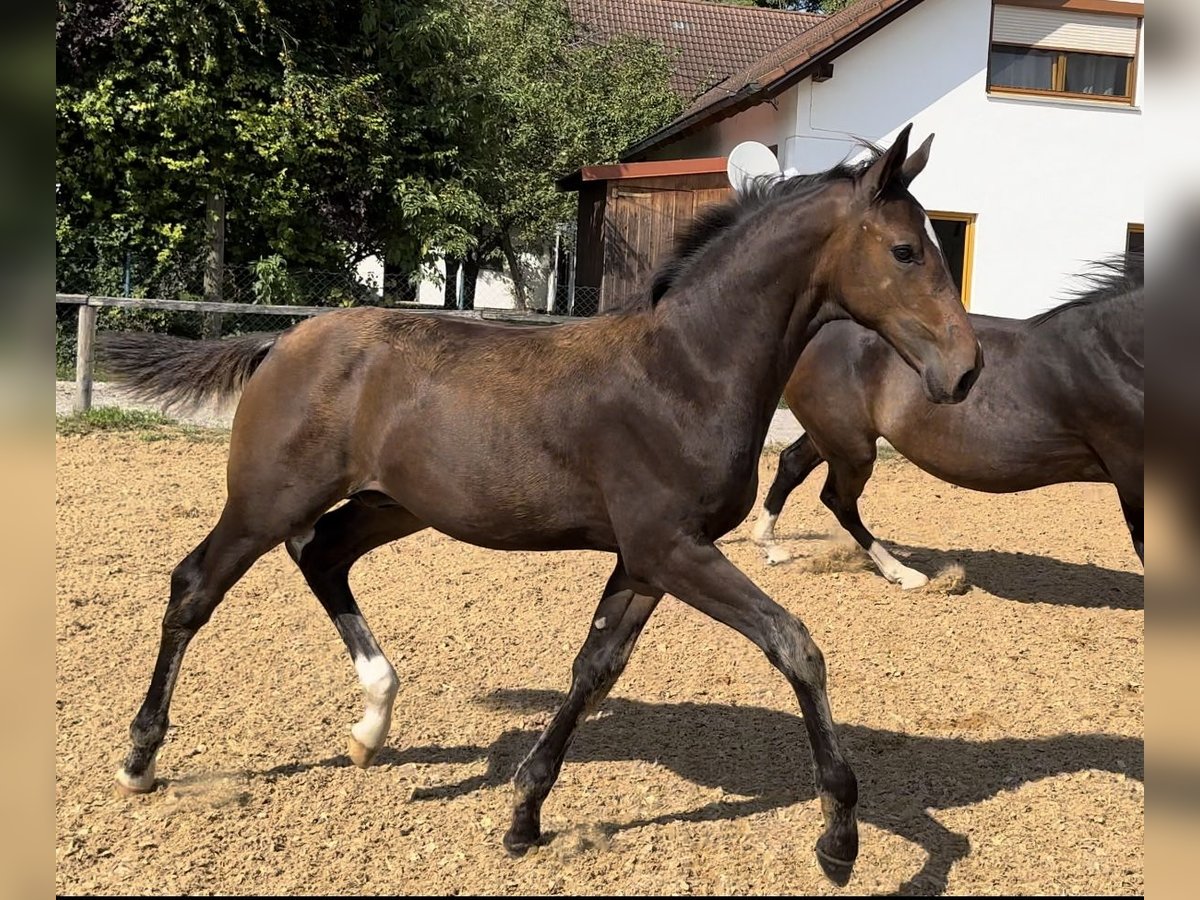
[1125,223,1143,256]
[927,212,977,309]
[1124,224,1143,277]
[988,3,1141,104]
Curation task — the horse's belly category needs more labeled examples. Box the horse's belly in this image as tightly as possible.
[890,435,1106,493]
[374,463,618,553]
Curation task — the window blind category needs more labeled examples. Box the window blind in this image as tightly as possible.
[992,5,1140,55]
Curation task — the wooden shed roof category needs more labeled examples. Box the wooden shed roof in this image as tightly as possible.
[557,156,727,192]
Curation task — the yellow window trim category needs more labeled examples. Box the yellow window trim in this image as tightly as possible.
[927,210,977,310]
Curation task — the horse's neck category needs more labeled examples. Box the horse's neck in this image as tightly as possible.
[653,200,835,414]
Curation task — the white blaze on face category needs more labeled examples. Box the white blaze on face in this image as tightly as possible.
[351,653,399,751]
[923,214,946,265]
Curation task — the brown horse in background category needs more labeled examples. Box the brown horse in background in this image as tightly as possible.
[752,255,1143,587]
[99,125,981,884]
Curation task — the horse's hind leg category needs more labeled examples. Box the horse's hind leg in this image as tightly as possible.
[821,451,929,590]
[288,499,426,767]
[116,507,281,794]
[504,560,661,854]
[1118,493,1144,565]
[751,433,825,564]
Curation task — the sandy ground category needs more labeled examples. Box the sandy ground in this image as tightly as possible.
[55,432,1143,895]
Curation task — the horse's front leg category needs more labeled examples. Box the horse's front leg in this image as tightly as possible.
[628,534,859,885]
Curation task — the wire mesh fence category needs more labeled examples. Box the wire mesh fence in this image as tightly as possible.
[569,285,601,317]
[55,252,421,309]
[54,218,608,403]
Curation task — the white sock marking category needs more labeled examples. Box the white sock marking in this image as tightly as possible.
[868,541,929,589]
[116,753,158,793]
[751,512,778,545]
[351,654,398,751]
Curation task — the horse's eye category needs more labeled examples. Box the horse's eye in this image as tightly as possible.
[892,245,915,264]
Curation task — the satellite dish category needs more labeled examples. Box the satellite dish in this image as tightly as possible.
[727,141,782,194]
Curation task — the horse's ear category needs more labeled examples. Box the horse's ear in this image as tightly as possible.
[899,133,934,188]
[858,123,912,203]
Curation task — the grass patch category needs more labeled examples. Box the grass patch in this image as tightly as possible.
[56,406,228,443]
[56,406,174,435]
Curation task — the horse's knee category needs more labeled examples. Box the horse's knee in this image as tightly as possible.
[163,554,217,632]
[763,613,826,688]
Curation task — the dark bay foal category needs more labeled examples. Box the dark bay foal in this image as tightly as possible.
[752,256,1143,585]
[101,125,980,883]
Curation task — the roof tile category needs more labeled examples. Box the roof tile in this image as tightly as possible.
[568,0,821,101]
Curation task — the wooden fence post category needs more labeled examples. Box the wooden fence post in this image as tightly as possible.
[74,303,97,414]
[202,189,225,338]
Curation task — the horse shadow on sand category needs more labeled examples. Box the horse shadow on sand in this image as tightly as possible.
[265,690,1142,895]
[888,545,1143,611]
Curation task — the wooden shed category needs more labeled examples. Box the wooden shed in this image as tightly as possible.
[557,157,731,314]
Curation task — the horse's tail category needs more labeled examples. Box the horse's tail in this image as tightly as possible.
[97,331,278,411]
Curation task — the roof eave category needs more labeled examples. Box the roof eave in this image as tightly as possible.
[617,86,760,163]
[619,0,928,162]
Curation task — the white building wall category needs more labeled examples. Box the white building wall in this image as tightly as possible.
[356,255,551,311]
[663,0,1144,319]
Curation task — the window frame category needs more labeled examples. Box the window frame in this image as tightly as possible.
[987,41,1135,104]
[926,210,977,311]
[1125,222,1143,255]
[985,1,1142,106]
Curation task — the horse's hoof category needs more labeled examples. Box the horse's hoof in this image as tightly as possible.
[898,569,929,590]
[348,734,378,768]
[815,847,854,886]
[502,830,541,857]
[114,767,157,796]
[766,545,792,566]
[815,830,856,886]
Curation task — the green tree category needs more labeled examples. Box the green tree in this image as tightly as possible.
[56,0,474,296]
[56,0,679,310]
[451,0,681,309]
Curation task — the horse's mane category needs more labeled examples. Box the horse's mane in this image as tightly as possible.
[1028,252,1144,326]
[605,145,884,314]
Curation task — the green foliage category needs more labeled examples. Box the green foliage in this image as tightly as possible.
[57,1,475,287]
[457,0,681,304]
[56,0,680,304]
[56,316,77,379]
[250,255,299,306]
[56,405,230,442]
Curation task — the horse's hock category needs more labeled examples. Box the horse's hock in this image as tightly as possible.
[55,432,1143,896]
